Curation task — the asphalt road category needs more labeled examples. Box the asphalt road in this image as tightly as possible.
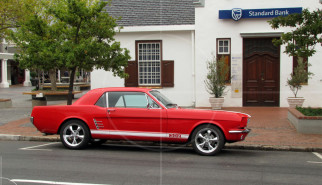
[0,141,321,185]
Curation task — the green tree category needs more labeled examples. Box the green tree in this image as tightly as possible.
[50,0,130,105]
[287,58,313,97]
[268,9,322,58]
[0,0,40,38]
[11,8,65,91]
[11,0,131,105]
[205,55,229,98]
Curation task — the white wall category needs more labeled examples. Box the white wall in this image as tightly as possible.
[195,0,322,107]
[91,30,196,107]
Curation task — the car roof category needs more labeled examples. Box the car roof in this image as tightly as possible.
[73,87,153,105]
[92,87,152,93]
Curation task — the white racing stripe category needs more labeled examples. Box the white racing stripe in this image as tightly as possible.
[91,130,189,139]
[11,179,111,185]
[19,142,59,151]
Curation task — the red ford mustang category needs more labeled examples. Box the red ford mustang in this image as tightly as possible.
[31,87,251,155]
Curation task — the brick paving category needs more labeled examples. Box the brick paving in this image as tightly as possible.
[224,107,322,151]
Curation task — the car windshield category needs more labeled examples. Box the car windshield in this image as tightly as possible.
[150,90,177,109]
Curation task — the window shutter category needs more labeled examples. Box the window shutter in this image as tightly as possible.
[125,61,138,87]
[161,60,174,87]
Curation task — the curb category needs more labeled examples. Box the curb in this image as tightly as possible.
[0,134,59,142]
[1,134,322,153]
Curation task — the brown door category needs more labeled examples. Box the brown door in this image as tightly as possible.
[243,38,280,106]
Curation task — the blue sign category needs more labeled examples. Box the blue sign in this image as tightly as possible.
[219,7,303,21]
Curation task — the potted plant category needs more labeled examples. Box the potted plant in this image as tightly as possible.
[286,57,312,108]
[205,55,229,109]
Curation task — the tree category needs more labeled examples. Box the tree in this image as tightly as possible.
[11,8,65,91]
[50,0,130,105]
[205,55,229,98]
[286,58,313,98]
[268,9,322,58]
[11,0,131,105]
[0,0,40,39]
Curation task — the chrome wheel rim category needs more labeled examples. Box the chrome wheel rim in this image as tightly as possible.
[195,128,219,154]
[63,124,85,147]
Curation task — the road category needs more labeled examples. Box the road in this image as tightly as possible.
[0,141,321,185]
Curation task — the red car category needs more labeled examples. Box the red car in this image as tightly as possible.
[31,87,251,155]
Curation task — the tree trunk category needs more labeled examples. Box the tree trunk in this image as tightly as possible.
[67,67,76,105]
[49,69,57,91]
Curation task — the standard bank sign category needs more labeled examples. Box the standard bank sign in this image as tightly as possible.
[219,7,302,21]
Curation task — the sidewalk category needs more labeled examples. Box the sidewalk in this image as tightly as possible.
[0,86,322,152]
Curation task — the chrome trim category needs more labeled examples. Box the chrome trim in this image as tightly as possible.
[93,119,104,129]
[229,128,251,134]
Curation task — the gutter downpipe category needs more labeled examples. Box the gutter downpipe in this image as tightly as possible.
[191,30,196,107]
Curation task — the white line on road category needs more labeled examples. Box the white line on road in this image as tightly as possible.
[11,179,111,185]
[19,142,59,151]
[312,152,322,160]
[307,152,322,164]
[307,161,322,164]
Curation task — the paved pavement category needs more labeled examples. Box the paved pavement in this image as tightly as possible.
[0,85,322,152]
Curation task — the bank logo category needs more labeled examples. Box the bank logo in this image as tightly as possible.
[232,8,243,21]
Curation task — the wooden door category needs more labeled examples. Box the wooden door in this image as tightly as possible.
[243,38,280,106]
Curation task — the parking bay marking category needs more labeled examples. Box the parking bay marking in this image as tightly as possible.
[11,179,112,185]
[307,152,322,164]
[19,142,59,151]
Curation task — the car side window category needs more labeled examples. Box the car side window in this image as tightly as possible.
[95,93,107,107]
[108,92,148,108]
[147,96,160,109]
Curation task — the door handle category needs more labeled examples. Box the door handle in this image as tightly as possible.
[107,109,116,114]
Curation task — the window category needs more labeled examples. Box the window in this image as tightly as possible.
[218,39,230,54]
[138,43,161,85]
[107,91,159,109]
[95,93,107,108]
[217,38,231,82]
[125,40,174,87]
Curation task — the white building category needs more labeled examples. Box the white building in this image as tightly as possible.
[0,40,32,88]
[2,0,320,108]
[92,0,322,108]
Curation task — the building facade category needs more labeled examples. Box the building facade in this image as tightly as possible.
[91,0,322,108]
[0,39,31,88]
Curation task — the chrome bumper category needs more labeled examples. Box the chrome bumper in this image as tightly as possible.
[229,128,251,134]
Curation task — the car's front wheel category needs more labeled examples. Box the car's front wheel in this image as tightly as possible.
[60,120,90,149]
[191,125,225,156]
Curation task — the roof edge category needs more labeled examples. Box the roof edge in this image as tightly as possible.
[119,25,195,33]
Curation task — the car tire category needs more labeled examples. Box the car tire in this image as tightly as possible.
[90,139,107,146]
[60,120,90,149]
[191,124,225,156]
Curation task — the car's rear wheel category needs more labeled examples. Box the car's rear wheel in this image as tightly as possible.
[60,120,90,149]
[191,125,225,156]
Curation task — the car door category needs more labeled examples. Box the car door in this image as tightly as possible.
[106,91,167,141]
[91,92,109,130]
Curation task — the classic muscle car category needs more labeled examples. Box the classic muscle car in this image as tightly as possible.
[31,87,251,155]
